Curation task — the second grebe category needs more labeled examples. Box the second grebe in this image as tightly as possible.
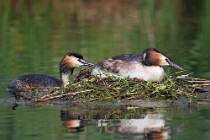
[91,48,184,82]
[8,52,94,95]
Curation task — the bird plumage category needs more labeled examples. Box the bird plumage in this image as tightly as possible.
[91,48,184,82]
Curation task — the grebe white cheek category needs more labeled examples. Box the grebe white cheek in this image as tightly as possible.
[159,55,170,66]
[68,56,93,67]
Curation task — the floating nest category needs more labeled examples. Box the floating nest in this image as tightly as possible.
[14,69,210,102]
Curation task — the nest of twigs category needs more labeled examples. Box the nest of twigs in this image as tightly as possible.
[14,69,209,102]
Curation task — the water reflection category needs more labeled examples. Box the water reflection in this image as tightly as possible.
[2,101,210,140]
[60,104,172,140]
[60,110,85,132]
[105,116,170,140]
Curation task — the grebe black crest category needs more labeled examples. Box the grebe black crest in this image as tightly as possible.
[8,52,94,96]
[91,48,184,82]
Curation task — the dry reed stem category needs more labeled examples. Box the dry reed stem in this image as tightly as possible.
[34,89,93,102]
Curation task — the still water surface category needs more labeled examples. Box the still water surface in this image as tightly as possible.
[1,0,210,139]
[1,101,210,140]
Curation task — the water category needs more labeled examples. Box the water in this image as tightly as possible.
[1,101,210,140]
[1,0,210,139]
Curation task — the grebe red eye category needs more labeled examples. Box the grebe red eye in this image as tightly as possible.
[165,58,170,63]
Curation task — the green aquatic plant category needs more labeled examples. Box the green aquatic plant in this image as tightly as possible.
[34,74,198,102]
[15,69,210,102]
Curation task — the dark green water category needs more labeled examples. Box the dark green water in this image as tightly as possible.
[1,0,210,139]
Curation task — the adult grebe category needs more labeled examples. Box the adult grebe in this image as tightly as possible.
[8,52,94,95]
[91,48,184,82]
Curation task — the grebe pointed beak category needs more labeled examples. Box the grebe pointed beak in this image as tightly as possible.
[166,59,184,71]
[80,59,94,67]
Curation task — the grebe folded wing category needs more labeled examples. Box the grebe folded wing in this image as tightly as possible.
[8,74,62,94]
[111,54,142,62]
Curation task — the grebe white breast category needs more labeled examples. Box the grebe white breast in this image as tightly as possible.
[91,48,184,82]
[8,52,94,95]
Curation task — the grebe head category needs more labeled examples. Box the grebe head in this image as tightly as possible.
[60,52,94,87]
[60,52,94,74]
[142,48,184,70]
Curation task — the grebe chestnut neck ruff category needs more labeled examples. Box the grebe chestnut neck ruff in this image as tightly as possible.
[91,48,184,82]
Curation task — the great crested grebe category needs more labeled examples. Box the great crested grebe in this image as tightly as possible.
[8,52,94,95]
[91,48,184,82]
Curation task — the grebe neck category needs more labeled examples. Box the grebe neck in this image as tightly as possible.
[60,72,70,87]
[59,66,74,87]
